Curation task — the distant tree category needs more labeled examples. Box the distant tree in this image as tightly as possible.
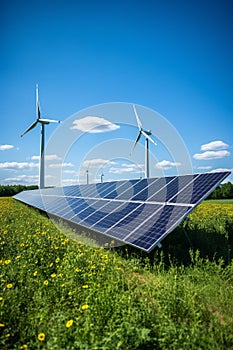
[0,185,38,197]
[207,182,233,200]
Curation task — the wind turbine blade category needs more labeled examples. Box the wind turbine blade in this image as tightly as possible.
[141,130,157,146]
[39,118,61,123]
[130,131,142,155]
[21,120,38,137]
[36,84,41,119]
[133,104,142,130]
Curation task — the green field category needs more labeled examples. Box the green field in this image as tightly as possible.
[0,198,233,349]
[205,199,233,204]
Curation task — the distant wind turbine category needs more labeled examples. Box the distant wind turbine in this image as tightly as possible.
[21,84,61,189]
[130,104,157,178]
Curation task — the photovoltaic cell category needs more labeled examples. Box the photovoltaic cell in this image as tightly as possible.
[14,171,231,252]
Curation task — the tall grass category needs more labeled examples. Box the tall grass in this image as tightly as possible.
[0,198,233,349]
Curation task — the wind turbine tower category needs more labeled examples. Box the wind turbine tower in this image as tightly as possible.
[21,85,61,189]
[130,105,157,178]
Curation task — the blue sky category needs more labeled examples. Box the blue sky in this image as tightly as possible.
[1,0,232,186]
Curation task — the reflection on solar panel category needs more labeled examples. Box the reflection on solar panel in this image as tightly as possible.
[14,171,230,252]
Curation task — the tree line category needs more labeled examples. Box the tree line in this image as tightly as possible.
[207,182,233,200]
[0,185,38,197]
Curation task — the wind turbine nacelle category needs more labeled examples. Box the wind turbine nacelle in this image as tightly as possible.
[145,129,152,135]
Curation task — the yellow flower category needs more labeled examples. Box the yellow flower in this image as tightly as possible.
[51,273,56,278]
[38,333,45,341]
[4,260,11,265]
[0,323,5,327]
[0,297,3,301]
[7,284,13,289]
[55,257,60,263]
[82,285,88,289]
[20,345,28,349]
[16,255,21,259]
[43,280,49,286]
[61,283,65,287]
[75,268,81,272]
[81,304,89,310]
[66,319,73,328]
[33,271,38,276]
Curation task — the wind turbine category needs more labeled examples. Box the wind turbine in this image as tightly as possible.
[130,104,157,178]
[21,85,61,189]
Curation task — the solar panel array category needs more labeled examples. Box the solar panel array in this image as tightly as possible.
[14,171,230,252]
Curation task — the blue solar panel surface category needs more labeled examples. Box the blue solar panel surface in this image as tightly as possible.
[14,171,230,252]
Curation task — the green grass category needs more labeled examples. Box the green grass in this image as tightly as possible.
[205,199,233,204]
[0,198,233,349]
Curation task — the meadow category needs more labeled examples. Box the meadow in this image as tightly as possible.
[0,197,233,349]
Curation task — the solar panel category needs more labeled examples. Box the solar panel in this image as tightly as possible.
[14,171,231,252]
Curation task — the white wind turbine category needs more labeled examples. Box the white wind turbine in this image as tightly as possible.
[21,85,61,189]
[130,104,157,178]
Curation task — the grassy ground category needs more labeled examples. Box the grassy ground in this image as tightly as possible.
[0,198,233,349]
[205,199,233,204]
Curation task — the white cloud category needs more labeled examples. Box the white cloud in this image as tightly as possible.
[63,170,77,174]
[201,140,229,151]
[196,166,212,170]
[193,150,230,160]
[71,116,120,133]
[49,162,74,168]
[0,162,38,170]
[121,163,144,169]
[31,154,61,161]
[109,163,144,174]
[109,167,138,174]
[83,159,116,168]
[1,174,54,185]
[61,178,78,185]
[0,144,14,151]
[1,175,38,184]
[155,160,181,170]
[210,168,233,173]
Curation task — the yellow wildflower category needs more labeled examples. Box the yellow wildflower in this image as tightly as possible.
[0,323,5,327]
[33,271,38,276]
[81,304,89,310]
[51,273,56,278]
[7,284,13,289]
[82,285,88,289]
[43,280,49,286]
[4,260,11,265]
[66,319,73,328]
[38,333,45,341]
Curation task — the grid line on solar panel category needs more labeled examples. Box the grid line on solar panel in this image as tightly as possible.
[90,201,146,232]
[101,203,163,240]
[126,205,191,250]
[168,173,200,204]
[146,175,193,202]
[80,201,141,230]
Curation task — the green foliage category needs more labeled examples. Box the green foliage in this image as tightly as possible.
[0,198,233,349]
[207,182,233,199]
[0,185,38,197]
